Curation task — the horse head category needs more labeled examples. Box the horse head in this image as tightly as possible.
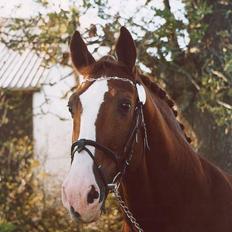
[62,27,146,223]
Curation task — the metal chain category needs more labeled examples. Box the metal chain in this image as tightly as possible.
[113,185,144,232]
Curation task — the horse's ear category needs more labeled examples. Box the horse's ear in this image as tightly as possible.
[116,27,136,71]
[70,31,95,75]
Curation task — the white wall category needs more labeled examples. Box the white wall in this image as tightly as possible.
[33,64,75,181]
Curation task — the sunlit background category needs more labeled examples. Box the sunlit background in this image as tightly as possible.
[0,0,231,231]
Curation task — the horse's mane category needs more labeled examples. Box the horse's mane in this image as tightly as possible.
[140,74,192,144]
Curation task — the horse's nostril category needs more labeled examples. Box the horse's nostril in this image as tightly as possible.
[87,185,99,204]
[70,206,81,219]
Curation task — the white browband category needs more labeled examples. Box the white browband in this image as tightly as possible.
[80,76,135,86]
[80,76,147,105]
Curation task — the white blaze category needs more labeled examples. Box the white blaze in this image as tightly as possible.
[79,80,108,140]
[62,80,109,222]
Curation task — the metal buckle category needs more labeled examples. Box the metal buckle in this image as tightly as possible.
[107,183,118,190]
[107,172,121,191]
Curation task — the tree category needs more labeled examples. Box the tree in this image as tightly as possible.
[1,0,231,171]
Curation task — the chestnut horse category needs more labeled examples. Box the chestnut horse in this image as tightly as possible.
[62,27,232,232]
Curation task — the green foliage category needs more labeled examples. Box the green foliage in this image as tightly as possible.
[185,1,212,45]
[0,90,35,231]
[1,9,79,65]
[0,222,16,232]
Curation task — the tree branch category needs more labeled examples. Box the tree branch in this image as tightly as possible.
[163,0,182,58]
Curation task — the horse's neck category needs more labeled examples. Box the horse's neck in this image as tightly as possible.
[142,95,205,179]
[121,93,208,227]
[121,90,232,231]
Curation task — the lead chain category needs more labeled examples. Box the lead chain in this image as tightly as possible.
[113,187,144,232]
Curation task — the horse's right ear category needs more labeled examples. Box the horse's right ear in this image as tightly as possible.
[70,31,95,75]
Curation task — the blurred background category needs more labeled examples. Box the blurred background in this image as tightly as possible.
[0,0,231,231]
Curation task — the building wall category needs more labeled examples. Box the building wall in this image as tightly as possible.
[33,65,75,181]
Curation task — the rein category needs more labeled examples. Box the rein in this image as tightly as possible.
[70,77,148,232]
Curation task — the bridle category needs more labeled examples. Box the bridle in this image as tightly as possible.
[70,77,149,232]
[71,100,143,190]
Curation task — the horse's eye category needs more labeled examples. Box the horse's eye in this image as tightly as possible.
[67,105,73,114]
[119,102,132,112]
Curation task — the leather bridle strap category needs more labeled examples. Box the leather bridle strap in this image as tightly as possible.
[71,141,109,194]
[117,103,142,177]
[121,102,142,155]
[71,139,119,165]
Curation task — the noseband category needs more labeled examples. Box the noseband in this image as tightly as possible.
[70,77,148,199]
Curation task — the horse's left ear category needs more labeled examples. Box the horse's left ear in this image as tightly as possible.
[116,27,136,71]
